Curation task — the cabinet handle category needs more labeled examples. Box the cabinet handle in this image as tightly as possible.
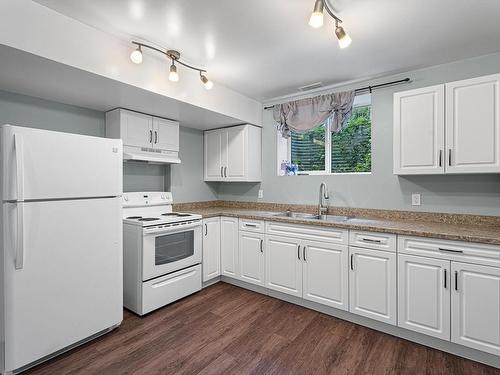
[350,254,354,270]
[454,271,458,291]
[154,131,158,144]
[224,166,227,178]
[438,247,463,254]
[444,269,447,289]
[204,223,208,236]
[297,245,301,260]
[361,237,381,243]
[245,223,258,228]
[149,130,153,143]
[439,150,443,167]
[220,167,224,178]
[448,149,452,166]
[303,246,307,261]
[260,239,263,253]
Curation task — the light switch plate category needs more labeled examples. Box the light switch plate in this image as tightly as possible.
[258,189,264,199]
[412,193,421,206]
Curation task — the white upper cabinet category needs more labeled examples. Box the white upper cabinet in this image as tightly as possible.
[398,254,450,340]
[204,130,223,180]
[106,109,180,163]
[446,74,500,173]
[451,262,500,356]
[204,124,262,182]
[394,73,500,174]
[153,117,179,152]
[394,85,445,174]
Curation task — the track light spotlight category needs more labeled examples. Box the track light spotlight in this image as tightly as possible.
[130,45,143,64]
[308,0,324,28]
[169,61,179,82]
[335,20,352,49]
[200,73,213,90]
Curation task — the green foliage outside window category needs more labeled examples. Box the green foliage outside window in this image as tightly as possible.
[331,105,371,173]
[289,105,371,173]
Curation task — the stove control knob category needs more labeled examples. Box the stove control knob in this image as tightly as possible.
[123,195,129,201]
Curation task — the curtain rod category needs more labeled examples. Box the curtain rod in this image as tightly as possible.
[263,77,411,110]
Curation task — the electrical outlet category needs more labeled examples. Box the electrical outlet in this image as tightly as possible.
[412,193,421,206]
[258,189,264,199]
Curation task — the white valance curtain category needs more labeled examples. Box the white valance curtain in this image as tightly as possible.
[273,90,356,138]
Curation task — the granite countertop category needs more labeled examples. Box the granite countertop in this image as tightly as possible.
[187,207,500,246]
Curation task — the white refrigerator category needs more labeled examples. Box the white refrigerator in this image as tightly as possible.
[0,125,123,374]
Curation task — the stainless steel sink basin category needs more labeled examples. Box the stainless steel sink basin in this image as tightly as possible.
[272,211,352,222]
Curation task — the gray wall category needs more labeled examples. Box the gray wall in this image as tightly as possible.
[217,52,500,216]
[0,90,216,202]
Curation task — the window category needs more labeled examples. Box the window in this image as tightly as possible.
[277,94,371,175]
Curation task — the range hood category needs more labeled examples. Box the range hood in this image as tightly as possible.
[123,146,181,164]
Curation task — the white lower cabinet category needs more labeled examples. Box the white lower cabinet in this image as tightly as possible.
[202,217,220,282]
[239,231,265,286]
[265,235,348,308]
[349,247,397,325]
[220,217,239,278]
[398,254,450,340]
[303,240,349,310]
[265,235,303,297]
[451,262,500,356]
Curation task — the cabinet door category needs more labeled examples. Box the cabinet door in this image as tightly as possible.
[239,231,265,286]
[202,218,220,282]
[349,247,397,325]
[393,85,445,175]
[446,74,500,173]
[153,118,179,152]
[398,254,450,340]
[204,130,223,181]
[451,262,500,355]
[302,240,348,310]
[225,126,246,179]
[220,217,239,278]
[265,235,302,297]
[121,111,153,148]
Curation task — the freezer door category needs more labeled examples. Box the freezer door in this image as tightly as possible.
[2,125,122,201]
[2,197,122,372]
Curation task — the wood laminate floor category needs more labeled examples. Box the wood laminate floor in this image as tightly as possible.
[27,282,499,375]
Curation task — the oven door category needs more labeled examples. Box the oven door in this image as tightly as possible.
[142,221,202,281]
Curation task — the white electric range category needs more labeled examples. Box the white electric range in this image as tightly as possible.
[122,192,202,315]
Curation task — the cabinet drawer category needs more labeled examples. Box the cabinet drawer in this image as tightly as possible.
[349,231,397,252]
[265,222,347,245]
[398,236,500,267]
[239,218,265,233]
[142,265,201,315]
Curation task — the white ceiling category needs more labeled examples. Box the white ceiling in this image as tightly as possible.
[34,0,500,101]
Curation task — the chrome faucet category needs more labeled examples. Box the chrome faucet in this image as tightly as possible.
[318,182,330,217]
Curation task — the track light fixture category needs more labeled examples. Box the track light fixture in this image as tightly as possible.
[130,41,213,89]
[308,0,352,48]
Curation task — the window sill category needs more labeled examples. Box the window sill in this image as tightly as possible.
[278,172,372,177]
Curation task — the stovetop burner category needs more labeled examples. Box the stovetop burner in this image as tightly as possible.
[126,216,143,219]
[161,212,192,217]
[138,218,160,222]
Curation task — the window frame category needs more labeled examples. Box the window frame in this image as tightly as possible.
[277,94,372,176]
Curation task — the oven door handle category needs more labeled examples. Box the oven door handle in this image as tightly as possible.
[143,221,201,235]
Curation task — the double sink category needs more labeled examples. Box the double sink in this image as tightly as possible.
[271,211,353,222]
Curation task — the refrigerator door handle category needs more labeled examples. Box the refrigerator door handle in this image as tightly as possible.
[16,202,25,270]
[14,133,25,201]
